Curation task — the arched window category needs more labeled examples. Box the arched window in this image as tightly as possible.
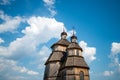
[80,71,84,80]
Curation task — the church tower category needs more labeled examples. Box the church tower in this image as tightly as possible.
[44,30,90,80]
[59,33,90,80]
[44,30,70,80]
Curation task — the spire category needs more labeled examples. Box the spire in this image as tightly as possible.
[71,26,77,43]
[61,27,67,39]
[63,27,65,32]
[72,26,75,36]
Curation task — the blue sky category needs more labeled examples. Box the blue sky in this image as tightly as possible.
[0,0,120,80]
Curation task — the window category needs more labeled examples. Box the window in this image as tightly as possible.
[77,50,79,56]
[80,71,84,80]
[69,50,73,55]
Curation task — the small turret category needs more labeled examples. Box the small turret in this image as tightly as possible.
[71,34,77,43]
[61,30,67,39]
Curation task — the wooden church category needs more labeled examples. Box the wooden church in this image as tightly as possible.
[44,30,90,80]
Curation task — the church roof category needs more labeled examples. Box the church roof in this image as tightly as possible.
[51,39,70,48]
[45,51,65,65]
[67,42,83,51]
[61,56,89,69]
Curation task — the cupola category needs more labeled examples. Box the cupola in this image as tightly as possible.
[61,28,67,39]
[71,34,77,43]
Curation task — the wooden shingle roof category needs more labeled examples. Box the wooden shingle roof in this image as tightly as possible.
[45,51,65,65]
[62,56,89,69]
[51,39,70,48]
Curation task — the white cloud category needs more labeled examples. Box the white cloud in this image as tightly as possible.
[8,76,27,80]
[37,46,51,69]
[103,42,120,78]
[109,42,120,74]
[0,0,11,5]
[103,70,114,76]
[0,10,23,33]
[0,16,65,79]
[22,16,64,40]
[43,0,55,5]
[0,46,10,57]
[0,57,40,80]
[0,58,39,75]
[27,70,39,75]
[13,66,39,75]
[79,41,96,63]
[39,46,51,56]
[0,16,65,59]
[111,42,120,55]
[39,46,51,61]
[0,12,67,79]
[0,38,4,44]
[43,0,57,17]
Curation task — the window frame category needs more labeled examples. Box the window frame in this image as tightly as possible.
[80,71,84,80]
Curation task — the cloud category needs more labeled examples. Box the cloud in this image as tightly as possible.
[38,46,51,61]
[110,42,120,67]
[0,16,64,80]
[0,38,4,44]
[0,57,39,80]
[43,0,55,5]
[0,0,13,5]
[43,0,57,17]
[14,66,39,75]
[36,45,51,77]
[0,16,66,79]
[111,42,120,55]
[0,10,74,80]
[103,42,120,79]
[0,46,9,57]
[22,16,64,41]
[79,41,96,63]
[109,42,120,73]
[0,58,39,75]
[103,70,114,76]
[0,16,65,59]
[0,10,23,33]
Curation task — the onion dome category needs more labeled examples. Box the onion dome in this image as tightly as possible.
[61,31,67,39]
